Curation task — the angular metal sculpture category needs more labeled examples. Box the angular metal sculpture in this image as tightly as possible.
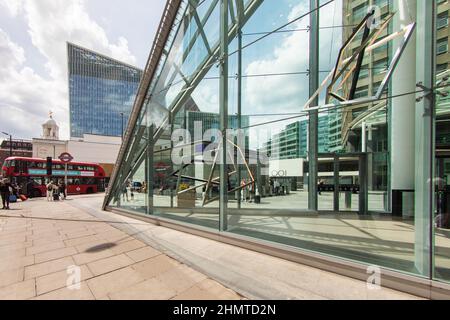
[171,138,255,207]
[303,10,416,147]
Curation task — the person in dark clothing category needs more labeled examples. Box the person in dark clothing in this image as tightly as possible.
[318,179,324,195]
[0,178,12,210]
[59,180,67,200]
[26,179,34,198]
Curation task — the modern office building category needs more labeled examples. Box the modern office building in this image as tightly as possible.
[103,0,450,298]
[185,111,249,144]
[67,43,143,138]
[261,116,329,160]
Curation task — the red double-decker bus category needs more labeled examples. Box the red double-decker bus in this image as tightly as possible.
[1,157,106,197]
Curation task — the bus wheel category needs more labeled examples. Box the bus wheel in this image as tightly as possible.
[33,189,42,198]
[86,188,94,194]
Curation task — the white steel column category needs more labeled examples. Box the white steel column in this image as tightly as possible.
[414,0,434,278]
[390,0,417,217]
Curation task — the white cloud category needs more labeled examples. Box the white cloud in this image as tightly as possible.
[24,0,137,80]
[0,0,138,140]
[243,0,342,137]
[244,2,310,117]
[0,0,24,17]
[0,29,66,139]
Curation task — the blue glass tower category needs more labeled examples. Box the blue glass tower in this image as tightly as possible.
[67,43,143,138]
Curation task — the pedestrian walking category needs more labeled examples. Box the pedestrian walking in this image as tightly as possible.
[0,178,12,210]
[46,181,54,201]
[274,180,280,196]
[52,183,60,201]
[130,181,135,201]
[240,178,247,202]
[249,180,255,203]
[318,179,324,195]
[59,180,67,200]
[26,178,33,198]
[122,184,129,202]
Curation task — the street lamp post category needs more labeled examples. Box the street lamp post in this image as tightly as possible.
[1,132,12,157]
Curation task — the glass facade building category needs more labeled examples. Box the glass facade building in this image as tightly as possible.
[68,43,143,138]
[261,116,329,160]
[103,0,450,298]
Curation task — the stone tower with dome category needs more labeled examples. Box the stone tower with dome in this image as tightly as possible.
[42,112,60,140]
[32,112,67,159]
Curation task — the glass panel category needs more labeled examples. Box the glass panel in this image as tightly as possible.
[68,43,142,138]
[434,0,450,283]
[106,0,437,283]
[225,0,431,277]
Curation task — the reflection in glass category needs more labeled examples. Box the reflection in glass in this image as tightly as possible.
[105,0,445,284]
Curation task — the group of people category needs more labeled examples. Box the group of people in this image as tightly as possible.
[269,178,288,196]
[240,178,256,203]
[122,180,147,202]
[46,180,67,201]
[0,177,19,210]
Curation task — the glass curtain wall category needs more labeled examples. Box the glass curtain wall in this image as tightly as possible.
[434,0,450,283]
[107,0,450,283]
[67,43,142,138]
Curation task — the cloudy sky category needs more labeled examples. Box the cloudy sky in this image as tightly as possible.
[0,0,165,141]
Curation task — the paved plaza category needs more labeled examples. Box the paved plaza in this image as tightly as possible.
[0,194,423,300]
[0,196,241,300]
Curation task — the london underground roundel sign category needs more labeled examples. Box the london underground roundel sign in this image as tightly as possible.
[59,152,74,163]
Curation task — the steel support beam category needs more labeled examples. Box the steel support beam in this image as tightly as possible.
[236,0,243,209]
[153,0,263,144]
[308,0,319,211]
[219,0,229,231]
[358,153,368,215]
[334,154,340,212]
[189,0,212,54]
[414,0,434,277]
[103,0,182,209]
[147,125,154,215]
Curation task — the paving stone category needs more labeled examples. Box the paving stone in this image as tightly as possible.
[87,254,134,276]
[86,267,145,299]
[164,264,208,289]
[24,256,75,280]
[31,236,68,247]
[132,255,180,280]
[0,255,34,272]
[73,248,116,265]
[110,239,146,255]
[64,235,101,247]
[109,278,177,300]
[125,246,161,263]
[0,279,36,300]
[0,268,24,288]
[26,241,66,256]
[35,247,78,264]
[34,282,94,300]
[36,265,93,295]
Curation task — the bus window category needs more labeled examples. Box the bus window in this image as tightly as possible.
[82,178,95,185]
